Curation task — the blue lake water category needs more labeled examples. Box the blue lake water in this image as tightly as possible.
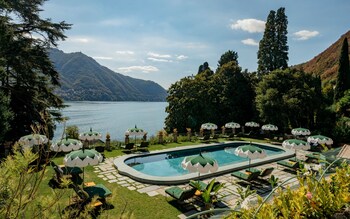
[54,101,168,140]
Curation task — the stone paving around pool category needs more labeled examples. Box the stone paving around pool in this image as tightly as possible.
[94,151,310,219]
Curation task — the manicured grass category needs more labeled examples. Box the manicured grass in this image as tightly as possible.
[37,138,272,218]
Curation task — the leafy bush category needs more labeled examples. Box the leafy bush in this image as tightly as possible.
[227,162,350,218]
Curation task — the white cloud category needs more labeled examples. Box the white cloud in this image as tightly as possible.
[67,37,91,43]
[230,19,265,33]
[148,57,173,62]
[147,52,171,58]
[116,50,135,55]
[99,18,132,27]
[241,38,259,46]
[117,65,159,73]
[293,30,320,40]
[177,55,188,60]
[93,56,113,60]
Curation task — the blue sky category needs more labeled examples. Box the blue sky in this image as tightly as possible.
[42,0,350,89]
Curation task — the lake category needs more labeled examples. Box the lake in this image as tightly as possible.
[54,101,168,141]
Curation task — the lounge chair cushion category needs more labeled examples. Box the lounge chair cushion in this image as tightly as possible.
[83,184,112,198]
[165,186,195,201]
[165,186,184,199]
[231,170,260,182]
[277,160,300,169]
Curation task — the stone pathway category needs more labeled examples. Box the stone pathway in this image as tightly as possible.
[94,151,309,218]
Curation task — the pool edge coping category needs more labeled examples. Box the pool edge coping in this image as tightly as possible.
[113,141,295,185]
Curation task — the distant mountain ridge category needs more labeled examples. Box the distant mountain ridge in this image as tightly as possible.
[294,30,350,82]
[49,49,167,101]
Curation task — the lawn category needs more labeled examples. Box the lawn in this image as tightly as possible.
[36,137,271,218]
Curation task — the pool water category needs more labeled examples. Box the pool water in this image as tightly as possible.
[124,143,284,177]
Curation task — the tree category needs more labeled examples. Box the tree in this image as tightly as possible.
[218,50,238,67]
[197,62,211,74]
[0,0,71,143]
[257,7,289,75]
[65,125,79,139]
[255,68,323,130]
[0,90,13,143]
[214,61,255,125]
[257,10,276,74]
[334,37,350,101]
[275,7,288,70]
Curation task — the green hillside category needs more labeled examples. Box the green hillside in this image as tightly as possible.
[50,49,167,101]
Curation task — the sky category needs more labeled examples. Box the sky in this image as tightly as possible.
[41,0,350,89]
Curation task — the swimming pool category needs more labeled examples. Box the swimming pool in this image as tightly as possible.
[114,141,294,185]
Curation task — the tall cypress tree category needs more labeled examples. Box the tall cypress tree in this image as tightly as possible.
[275,7,289,70]
[334,37,350,101]
[257,7,289,75]
[257,10,276,74]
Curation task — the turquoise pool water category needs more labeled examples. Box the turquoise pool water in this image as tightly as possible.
[124,143,284,177]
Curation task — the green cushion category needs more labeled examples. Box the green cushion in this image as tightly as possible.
[83,184,112,198]
[189,180,207,191]
[165,186,184,199]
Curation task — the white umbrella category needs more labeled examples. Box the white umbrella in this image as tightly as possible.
[282,139,311,157]
[234,144,267,170]
[291,128,311,136]
[225,122,240,134]
[201,123,218,130]
[245,122,260,128]
[18,134,48,148]
[79,128,102,141]
[181,152,219,176]
[64,149,103,185]
[51,138,83,152]
[307,135,333,146]
[125,125,147,144]
[261,124,278,131]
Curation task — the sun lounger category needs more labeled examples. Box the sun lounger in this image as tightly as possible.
[198,134,210,142]
[51,161,83,186]
[73,184,112,208]
[165,186,196,202]
[138,141,149,150]
[305,152,326,163]
[231,169,261,182]
[277,159,301,170]
[249,167,274,179]
[121,142,135,151]
[189,180,221,191]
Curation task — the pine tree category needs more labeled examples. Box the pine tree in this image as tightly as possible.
[257,7,289,75]
[0,0,71,143]
[275,7,289,70]
[257,10,276,74]
[334,37,350,101]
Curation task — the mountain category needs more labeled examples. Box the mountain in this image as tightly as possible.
[294,30,350,82]
[49,49,167,101]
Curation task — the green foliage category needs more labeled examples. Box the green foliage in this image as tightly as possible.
[268,175,279,188]
[257,7,288,75]
[0,146,69,218]
[0,89,13,142]
[0,0,71,142]
[218,50,239,67]
[333,116,350,143]
[255,68,323,130]
[65,125,80,139]
[335,89,350,117]
[235,185,256,207]
[166,55,255,132]
[201,179,225,207]
[334,37,350,102]
[228,163,350,218]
